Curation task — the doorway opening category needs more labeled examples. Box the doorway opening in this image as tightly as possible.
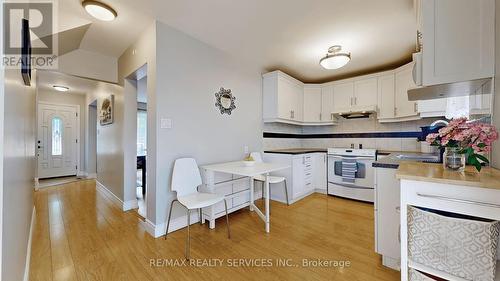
[136,73,147,217]
[124,63,148,218]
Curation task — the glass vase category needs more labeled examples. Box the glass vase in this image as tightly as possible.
[443,147,466,172]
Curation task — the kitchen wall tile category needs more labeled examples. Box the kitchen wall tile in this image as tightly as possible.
[375,138,402,151]
[401,138,420,152]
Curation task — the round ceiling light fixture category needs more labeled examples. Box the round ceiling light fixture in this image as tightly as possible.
[82,0,117,21]
[319,45,351,70]
[53,85,69,92]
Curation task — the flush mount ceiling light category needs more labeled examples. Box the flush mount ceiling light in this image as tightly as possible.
[320,45,351,70]
[82,0,117,21]
[53,85,69,92]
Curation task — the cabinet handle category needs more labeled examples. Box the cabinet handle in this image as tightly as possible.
[414,103,418,113]
[354,97,357,105]
[416,193,500,208]
[350,97,353,106]
[319,113,322,121]
[394,108,397,116]
[330,113,333,120]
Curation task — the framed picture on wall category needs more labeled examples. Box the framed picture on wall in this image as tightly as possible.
[100,95,114,125]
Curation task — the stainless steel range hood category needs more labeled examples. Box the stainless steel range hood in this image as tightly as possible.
[407,78,492,101]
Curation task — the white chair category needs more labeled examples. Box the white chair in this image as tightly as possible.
[164,158,230,259]
[250,152,289,205]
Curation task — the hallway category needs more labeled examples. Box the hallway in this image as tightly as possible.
[29,180,399,281]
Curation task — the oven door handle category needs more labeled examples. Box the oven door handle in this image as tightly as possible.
[330,156,374,161]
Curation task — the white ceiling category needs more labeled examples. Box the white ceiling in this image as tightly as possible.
[37,70,101,95]
[58,0,416,83]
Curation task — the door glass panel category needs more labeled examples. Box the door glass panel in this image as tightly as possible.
[52,117,62,156]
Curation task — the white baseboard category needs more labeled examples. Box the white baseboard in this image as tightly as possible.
[95,180,135,212]
[76,171,87,178]
[143,211,201,238]
[23,206,36,281]
[34,178,39,191]
[315,188,327,194]
[123,199,138,211]
[87,173,97,179]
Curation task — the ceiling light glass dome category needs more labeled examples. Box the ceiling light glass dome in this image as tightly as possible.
[320,45,351,70]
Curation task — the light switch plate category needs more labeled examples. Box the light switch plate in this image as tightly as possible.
[160,118,172,129]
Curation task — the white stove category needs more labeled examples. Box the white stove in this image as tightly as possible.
[327,148,376,202]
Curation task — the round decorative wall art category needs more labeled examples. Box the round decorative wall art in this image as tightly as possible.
[215,87,236,115]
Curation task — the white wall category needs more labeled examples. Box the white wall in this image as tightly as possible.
[85,82,124,200]
[154,22,263,225]
[2,68,36,281]
[57,49,118,84]
[493,0,500,169]
[36,90,87,174]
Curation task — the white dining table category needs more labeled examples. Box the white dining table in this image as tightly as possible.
[201,161,290,233]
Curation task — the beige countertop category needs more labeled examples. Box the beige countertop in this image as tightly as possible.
[396,162,500,190]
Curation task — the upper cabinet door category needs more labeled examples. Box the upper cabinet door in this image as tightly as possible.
[377,74,395,119]
[333,82,354,113]
[420,0,494,85]
[353,78,378,108]
[303,85,322,122]
[277,75,303,121]
[321,85,334,122]
[395,63,418,118]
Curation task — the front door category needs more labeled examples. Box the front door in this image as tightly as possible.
[37,103,79,179]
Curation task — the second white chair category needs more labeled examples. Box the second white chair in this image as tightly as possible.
[164,158,231,260]
[250,152,289,205]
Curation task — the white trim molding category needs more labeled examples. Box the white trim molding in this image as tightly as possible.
[123,199,139,211]
[23,206,36,281]
[95,180,136,212]
[142,211,201,238]
[76,171,87,178]
[86,173,97,179]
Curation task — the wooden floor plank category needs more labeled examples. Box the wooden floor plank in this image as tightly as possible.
[30,180,400,281]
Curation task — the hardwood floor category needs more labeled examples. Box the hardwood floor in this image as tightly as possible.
[29,180,400,281]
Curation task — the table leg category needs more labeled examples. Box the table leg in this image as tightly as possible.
[265,173,270,233]
[205,169,216,229]
[249,176,254,211]
[142,161,146,196]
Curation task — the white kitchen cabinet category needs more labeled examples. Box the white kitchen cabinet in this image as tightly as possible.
[321,85,335,122]
[394,63,418,118]
[333,82,354,113]
[354,78,378,109]
[377,73,396,119]
[263,152,327,204]
[416,0,495,86]
[313,153,327,192]
[263,71,304,124]
[263,71,336,125]
[374,167,401,270]
[303,85,322,123]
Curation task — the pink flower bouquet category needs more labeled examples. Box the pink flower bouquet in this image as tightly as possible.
[426,117,499,172]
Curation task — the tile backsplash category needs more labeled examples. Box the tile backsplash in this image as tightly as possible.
[263,115,442,152]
